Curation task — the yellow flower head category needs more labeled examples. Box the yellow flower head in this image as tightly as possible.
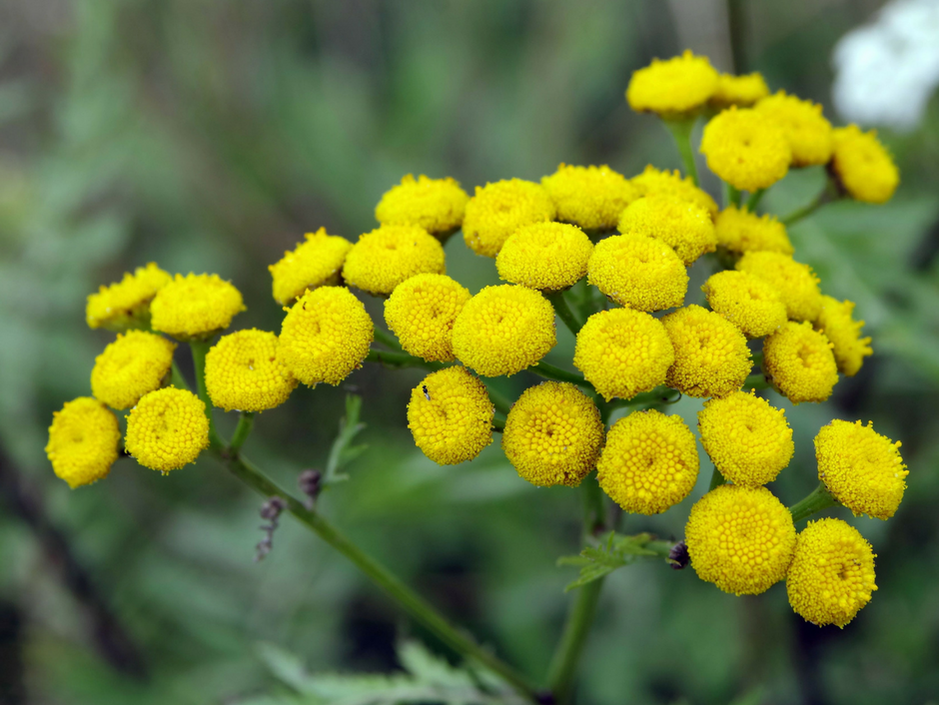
[573,308,675,401]
[91,331,177,410]
[711,72,770,108]
[496,222,594,291]
[407,367,493,465]
[754,91,833,166]
[384,274,472,362]
[630,165,719,218]
[125,387,210,473]
[831,125,899,204]
[597,410,699,514]
[86,262,172,330]
[661,305,752,398]
[462,179,556,258]
[763,321,838,404]
[204,329,297,412]
[702,270,787,338]
[502,382,604,488]
[685,484,797,595]
[736,251,822,322]
[700,107,791,192]
[786,518,877,627]
[587,233,688,312]
[815,420,907,520]
[341,225,445,296]
[451,285,556,377]
[279,286,374,386]
[541,164,639,230]
[375,174,470,236]
[268,228,353,306]
[618,195,716,265]
[698,391,793,487]
[715,206,794,255]
[626,50,719,115]
[45,397,120,488]
[150,273,245,339]
[815,296,872,377]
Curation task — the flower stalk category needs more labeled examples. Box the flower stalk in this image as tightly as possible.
[664,116,699,186]
[790,482,840,523]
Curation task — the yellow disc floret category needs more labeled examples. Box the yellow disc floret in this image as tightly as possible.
[831,125,899,204]
[541,164,639,230]
[630,165,719,218]
[763,322,838,404]
[204,329,297,412]
[45,397,121,488]
[150,273,245,339]
[626,50,719,115]
[125,387,210,473]
[462,179,556,258]
[715,206,793,255]
[86,262,172,330]
[384,274,471,362]
[702,270,787,338]
[375,174,470,236]
[814,296,872,377]
[700,107,791,192]
[341,225,445,296]
[711,72,770,108]
[736,251,822,322]
[755,91,833,166]
[496,222,594,291]
[90,331,177,410]
[618,195,717,265]
[587,233,688,312]
[268,228,353,306]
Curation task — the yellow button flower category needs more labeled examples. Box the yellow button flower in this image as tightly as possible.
[268,228,353,306]
[685,484,797,595]
[502,382,603,488]
[710,72,770,108]
[702,270,787,338]
[342,225,445,296]
[451,285,556,377]
[763,322,838,404]
[384,274,471,362]
[587,233,688,312]
[91,331,177,410]
[630,165,719,218]
[626,50,719,115]
[755,91,833,166]
[597,410,699,514]
[407,367,493,465]
[573,308,674,401]
[814,296,872,377]
[204,329,297,412]
[815,420,907,520]
[45,397,120,488]
[735,251,822,322]
[375,174,470,237]
[462,179,556,258]
[700,107,791,192]
[125,388,210,473]
[831,125,899,204]
[787,518,877,627]
[618,195,717,265]
[86,262,171,330]
[150,273,245,339]
[496,222,594,291]
[541,164,639,230]
[715,206,793,256]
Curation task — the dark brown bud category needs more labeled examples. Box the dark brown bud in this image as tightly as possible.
[667,540,689,570]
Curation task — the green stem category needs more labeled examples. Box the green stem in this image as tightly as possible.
[492,415,506,433]
[170,360,189,391]
[229,412,254,453]
[484,384,514,417]
[744,373,771,391]
[790,483,839,523]
[664,117,699,186]
[603,386,681,413]
[724,183,742,208]
[782,180,840,226]
[546,290,584,336]
[190,340,223,449]
[745,188,766,212]
[373,326,402,351]
[531,362,594,392]
[708,467,726,491]
[365,349,446,372]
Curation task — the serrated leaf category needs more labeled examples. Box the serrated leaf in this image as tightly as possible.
[558,531,672,591]
[324,395,368,486]
[256,642,319,694]
[396,640,474,688]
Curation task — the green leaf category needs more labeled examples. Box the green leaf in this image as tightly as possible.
[557,532,673,592]
[324,394,368,486]
[396,640,474,689]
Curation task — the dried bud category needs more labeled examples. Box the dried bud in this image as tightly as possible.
[298,469,322,510]
[668,540,689,570]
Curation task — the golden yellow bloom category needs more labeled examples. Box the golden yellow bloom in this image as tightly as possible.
[787,518,877,627]
[125,387,210,472]
[541,164,639,230]
[831,125,899,204]
[755,91,833,166]
[407,367,493,465]
[763,322,838,404]
[698,391,793,486]
[815,420,907,520]
[91,331,177,410]
[341,225,445,296]
[573,308,674,401]
[587,233,688,312]
[204,329,297,412]
[617,195,716,265]
[700,107,791,192]
[45,397,120,488]
[685,484,796,595]
[496,222,594,291]
[462,179,556,258]
[384,274,471,362]
[279,287,374,386]
[711,72,770,108]
[86,262,172,330]
[626,50,719,115]
[630,165,719,218]
[661,305,751,398]
[375,174,470,236]
[150,273,245,339]
[736,251,822,322]
[597,410,699,514]
[268,228,353,306]
[715,206,793,255]
[451,285,556,377]
[702,270,787,338]
[815,296,872,377]
[502,382,603,488]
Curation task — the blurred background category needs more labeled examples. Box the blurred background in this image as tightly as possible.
[1,0,938,703]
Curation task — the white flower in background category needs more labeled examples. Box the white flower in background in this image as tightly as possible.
[832,0,939,132]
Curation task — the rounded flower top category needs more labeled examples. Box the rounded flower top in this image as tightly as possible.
[278,287,374,386]
[597,410,699,515]
[698,391,794,487]
[541,164,639,230]
[125,387,210,473]
[711,72,770,108]
[831,125,899,204]
[573,308,674,401]
[685,484,797,595]
[814,296,872,377]
[502,382,603,488]
[630,165,719,217]
[384,274,472,362]
[150,273,245,339]
[700,107,791,192]
[618,195,717,265]
[702,270,787,338]
[496,222,594,291]
[754,91,833,166]
[815,420,907,520]
[626,50,719,115]
[204,329,297,412]
[715,206,794,255]
[375,174,470,236]
[86,262,172,330]
[268,228,353,305]
[587,233,688,312]
[462,179,556,258]
[451,285,556,377]
[342,225,445,295]
[661,305,752,398]
[407,367,493,465]
[45,397,120,488]
[763,322,838,404]
[736,251,822,322]
[91,331,177,410]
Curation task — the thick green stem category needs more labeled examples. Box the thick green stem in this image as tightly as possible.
[229,412,254,453]
[724,183,742,208]
[373,326,402,351]
[708,467,725,491]
[664,117,699,186]
[531,362,594,392]
[365,349,446,372]
[190,340,223,449]
[546,290,584,336]
[170,360,189,391]
[492,415,506,433]
[790,483,840,523]
[603,387,681,413]
[745,188,766,212]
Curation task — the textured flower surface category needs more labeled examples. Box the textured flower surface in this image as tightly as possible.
[626,50,719,115]
[541,164,639,230]
[269,228,353,305]
[618,195,716,265]
[755,91,833,166]
[86,262,172,330]
[91,331,177,410]
[496,222,594,291]
[831,124,900,203]
[700,107,791,191]
[815,295,872,376]
[703,270,787,338]
[384,274,471,362]
[736,251,822,322]
[150,273,245,339]
[715,206,793,255]
[46,397,120,488]
[764,322,839,404]
[342,225,445,295]
[462,179,556,258]
[711,72,770,107]
[125,388,209,473]
[587,233,688,311]
[375,174,469,236]
[205,329,297,412]
[630,165,719,217]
